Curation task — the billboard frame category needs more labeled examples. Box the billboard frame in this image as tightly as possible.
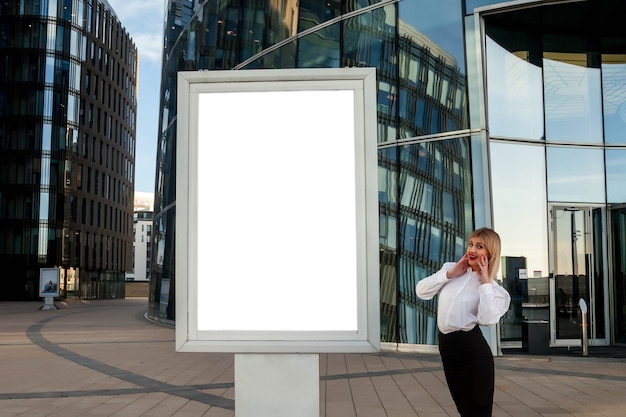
[175,68,379,353]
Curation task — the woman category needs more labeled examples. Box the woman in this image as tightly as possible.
[415,227,510,417]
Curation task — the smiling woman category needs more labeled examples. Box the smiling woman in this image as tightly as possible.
[415,228,510,417]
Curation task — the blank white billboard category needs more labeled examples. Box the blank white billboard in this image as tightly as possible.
[176,68,379,353]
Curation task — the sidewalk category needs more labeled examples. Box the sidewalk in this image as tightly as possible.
[1,298,625,416]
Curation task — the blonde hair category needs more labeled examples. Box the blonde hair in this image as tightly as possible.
[469,227,501,279]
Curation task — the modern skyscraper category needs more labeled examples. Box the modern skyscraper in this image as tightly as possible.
[0,1,138,300]
[149,0,626,351]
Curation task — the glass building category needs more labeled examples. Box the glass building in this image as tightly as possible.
[149,0,626,351]
[0,1,138,300]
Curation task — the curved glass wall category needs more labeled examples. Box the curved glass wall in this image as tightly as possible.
[485,0,626,346]
[151,0,626,348]
[149,0,474,348]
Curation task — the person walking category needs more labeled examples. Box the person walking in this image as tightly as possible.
[416,227,511,417]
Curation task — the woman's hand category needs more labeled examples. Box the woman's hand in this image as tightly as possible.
[446,254,470,279]
[478,255,491,284]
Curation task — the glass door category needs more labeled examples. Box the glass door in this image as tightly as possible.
[550,205,609,346]
[609,205,626,344]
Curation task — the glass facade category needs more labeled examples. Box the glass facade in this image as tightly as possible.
[485,1,626,347]
[0,1,137,300]
[150,0,626,349]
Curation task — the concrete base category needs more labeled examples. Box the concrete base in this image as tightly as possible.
[40,296,58,311]
[235,353,319,417]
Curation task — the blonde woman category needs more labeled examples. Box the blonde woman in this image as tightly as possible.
[416,227,510,417]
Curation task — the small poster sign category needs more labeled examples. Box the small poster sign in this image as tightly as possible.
[39,268,60,297]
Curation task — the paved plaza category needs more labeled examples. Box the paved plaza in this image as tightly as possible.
[1,298,625,416]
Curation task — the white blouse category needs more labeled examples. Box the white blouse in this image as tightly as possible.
[415,262,511,334]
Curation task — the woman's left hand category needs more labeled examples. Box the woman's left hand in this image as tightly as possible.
[478,255,491,284]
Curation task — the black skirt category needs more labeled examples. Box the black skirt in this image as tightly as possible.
[438,325,495,417]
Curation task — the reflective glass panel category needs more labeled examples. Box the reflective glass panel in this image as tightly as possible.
[297,23,339,68]
[398,0,467,138]
[47,0,57,17]
[297,0,341,33]
[544,51,603,143]
[243,1,298,62]
[606,149,626,203]
[610,206,626,344]
[345,0,385,12]
[486,35,543,140]
[399,0,465,67]
[45,56,54,84]
[602,56,626,144]
[239,40,297,69]
[465,16,482,130]
[491,142,549,279]
[491,142,549,341]
[553,207,590,339]
[546,146,605,203]
[398,137,473,345]
[342,4,396,142]
[378,147,397,342]
[378,148,396,207]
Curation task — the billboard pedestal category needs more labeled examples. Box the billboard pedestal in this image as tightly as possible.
[40,296,58,310]
[235,353,319,417]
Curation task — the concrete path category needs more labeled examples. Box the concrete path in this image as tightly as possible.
[1,298,625,416]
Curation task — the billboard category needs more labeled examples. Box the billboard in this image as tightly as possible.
[39,268,60,297]
[175,68,379,353]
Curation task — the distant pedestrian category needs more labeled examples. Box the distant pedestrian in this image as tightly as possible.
[416,227,511,416]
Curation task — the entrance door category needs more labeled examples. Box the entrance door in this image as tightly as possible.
[609,205,626,344]
[550,206,609,346]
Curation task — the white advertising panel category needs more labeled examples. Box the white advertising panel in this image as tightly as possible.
[176,68,379,353]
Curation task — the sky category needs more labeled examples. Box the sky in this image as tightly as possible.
[107,0,167,193]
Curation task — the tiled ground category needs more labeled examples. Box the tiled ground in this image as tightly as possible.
[1,299,625,416]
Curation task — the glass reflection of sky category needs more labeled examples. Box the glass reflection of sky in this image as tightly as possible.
[491,142,549,279]
[486,37,544,140]
[544,57,603,143]
[606,150,626,203]
[602,61,626,144]
[546,147,605,203]
[399,1,465,68]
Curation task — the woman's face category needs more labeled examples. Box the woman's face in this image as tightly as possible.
[466,236,489,271]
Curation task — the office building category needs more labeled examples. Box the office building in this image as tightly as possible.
[0,1,138,300]
[148,0,626,351]
[126,192,153,282]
